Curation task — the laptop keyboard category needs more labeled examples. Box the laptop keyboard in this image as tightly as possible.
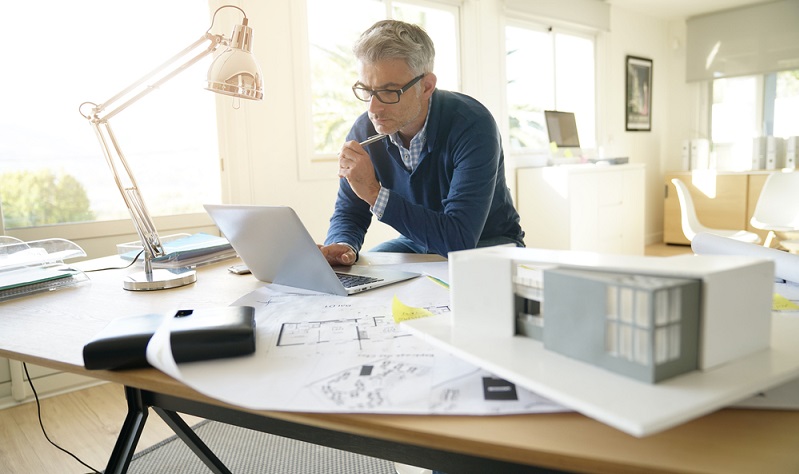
[335,272,383,288]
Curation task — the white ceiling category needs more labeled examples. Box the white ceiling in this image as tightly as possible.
[608,0,776,20]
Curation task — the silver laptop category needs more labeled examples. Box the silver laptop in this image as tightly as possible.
[204,204,419,296]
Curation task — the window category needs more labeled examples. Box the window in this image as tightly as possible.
[505,22,595,154]
[0,1,219,229]
[302,0,460,160]
[710,76,760,170]
[771,70,799,138]
[605,285,682,366]
[711,69,799,170]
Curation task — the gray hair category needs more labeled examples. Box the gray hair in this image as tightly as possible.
[353,20,435,75]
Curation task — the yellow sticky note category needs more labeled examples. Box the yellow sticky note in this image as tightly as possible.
[549,141,558,153]
[773,293,799,311]
[392,295,433,323]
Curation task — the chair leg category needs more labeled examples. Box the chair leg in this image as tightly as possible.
[764,231,777,248]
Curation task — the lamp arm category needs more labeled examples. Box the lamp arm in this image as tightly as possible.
[79,32,224,264]
[93,33,224,122]
[77,5,259,290]
[90,120,161,261]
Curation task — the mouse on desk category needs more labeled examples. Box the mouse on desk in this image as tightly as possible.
[228,264,251,275]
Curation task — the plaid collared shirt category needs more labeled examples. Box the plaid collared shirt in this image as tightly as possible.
[371,98,432,219]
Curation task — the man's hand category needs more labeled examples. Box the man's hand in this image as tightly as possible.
[338,140,381,206]
[318,243,356,266]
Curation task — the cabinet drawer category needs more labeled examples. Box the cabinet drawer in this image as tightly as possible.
[517,164,644,255]
[598,171,624,206]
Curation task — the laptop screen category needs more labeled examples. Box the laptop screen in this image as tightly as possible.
[544,110,580,148]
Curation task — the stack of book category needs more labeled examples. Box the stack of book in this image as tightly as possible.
[118,233,236,268]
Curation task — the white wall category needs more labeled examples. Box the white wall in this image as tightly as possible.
[596,7,669,244]
[598,7,713,244]
[601,9,708,244]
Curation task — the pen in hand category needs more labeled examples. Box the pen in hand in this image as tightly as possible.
[360,134,387,146]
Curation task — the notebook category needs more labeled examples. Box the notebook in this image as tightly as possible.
[204,204,420,296]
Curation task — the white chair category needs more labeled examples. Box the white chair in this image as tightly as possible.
[750,171,799,250]
[671,178,761,244]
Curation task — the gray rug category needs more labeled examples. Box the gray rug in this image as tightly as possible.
[127,419,396,473]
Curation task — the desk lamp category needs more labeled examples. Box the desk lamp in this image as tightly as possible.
[79,5,263,291]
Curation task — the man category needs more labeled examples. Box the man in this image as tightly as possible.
[320,20,524,266]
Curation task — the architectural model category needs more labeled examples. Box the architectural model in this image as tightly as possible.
[449,246,774,382]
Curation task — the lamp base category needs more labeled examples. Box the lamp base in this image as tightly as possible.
[123,268,197,291]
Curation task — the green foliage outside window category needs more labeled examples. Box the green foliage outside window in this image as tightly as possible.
[308,5,445,155]
[778,70,799,95]
[310,43,367,154]
[0,170,95,228]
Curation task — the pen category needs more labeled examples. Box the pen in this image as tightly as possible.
[426,274,450,289]
[359,134,387,146]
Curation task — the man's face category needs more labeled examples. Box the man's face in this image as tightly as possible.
[356,59,425,137]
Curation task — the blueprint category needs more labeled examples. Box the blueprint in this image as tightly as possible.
[146,261,566,415]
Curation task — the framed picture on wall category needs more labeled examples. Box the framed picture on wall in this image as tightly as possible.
[625,55,652,131]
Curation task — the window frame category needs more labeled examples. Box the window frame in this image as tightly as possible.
[501,16,598,158]
[709,70,799,169]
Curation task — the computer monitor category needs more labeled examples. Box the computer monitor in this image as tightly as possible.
[544,110,580,148]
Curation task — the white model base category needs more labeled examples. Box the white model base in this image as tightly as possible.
[403,312,799,437]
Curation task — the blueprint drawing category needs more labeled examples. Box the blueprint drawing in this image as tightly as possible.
[146,264,566,415]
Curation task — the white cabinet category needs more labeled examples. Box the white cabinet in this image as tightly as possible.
[516,164,645,255]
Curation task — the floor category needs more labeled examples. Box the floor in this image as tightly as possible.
[0,382,202,473]
[644,241,693,257]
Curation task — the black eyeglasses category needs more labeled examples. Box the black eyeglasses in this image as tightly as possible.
[352,74,425,104]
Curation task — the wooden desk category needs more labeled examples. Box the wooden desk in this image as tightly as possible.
[1,256,798,473]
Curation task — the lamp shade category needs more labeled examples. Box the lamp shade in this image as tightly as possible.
[206,20,263,100]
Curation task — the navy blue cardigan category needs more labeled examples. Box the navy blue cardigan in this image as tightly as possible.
[325,89,524,257]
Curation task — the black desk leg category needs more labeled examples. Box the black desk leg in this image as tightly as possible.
[104,386,232,474]
[104,386,148,474]
[153,407,232,474]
